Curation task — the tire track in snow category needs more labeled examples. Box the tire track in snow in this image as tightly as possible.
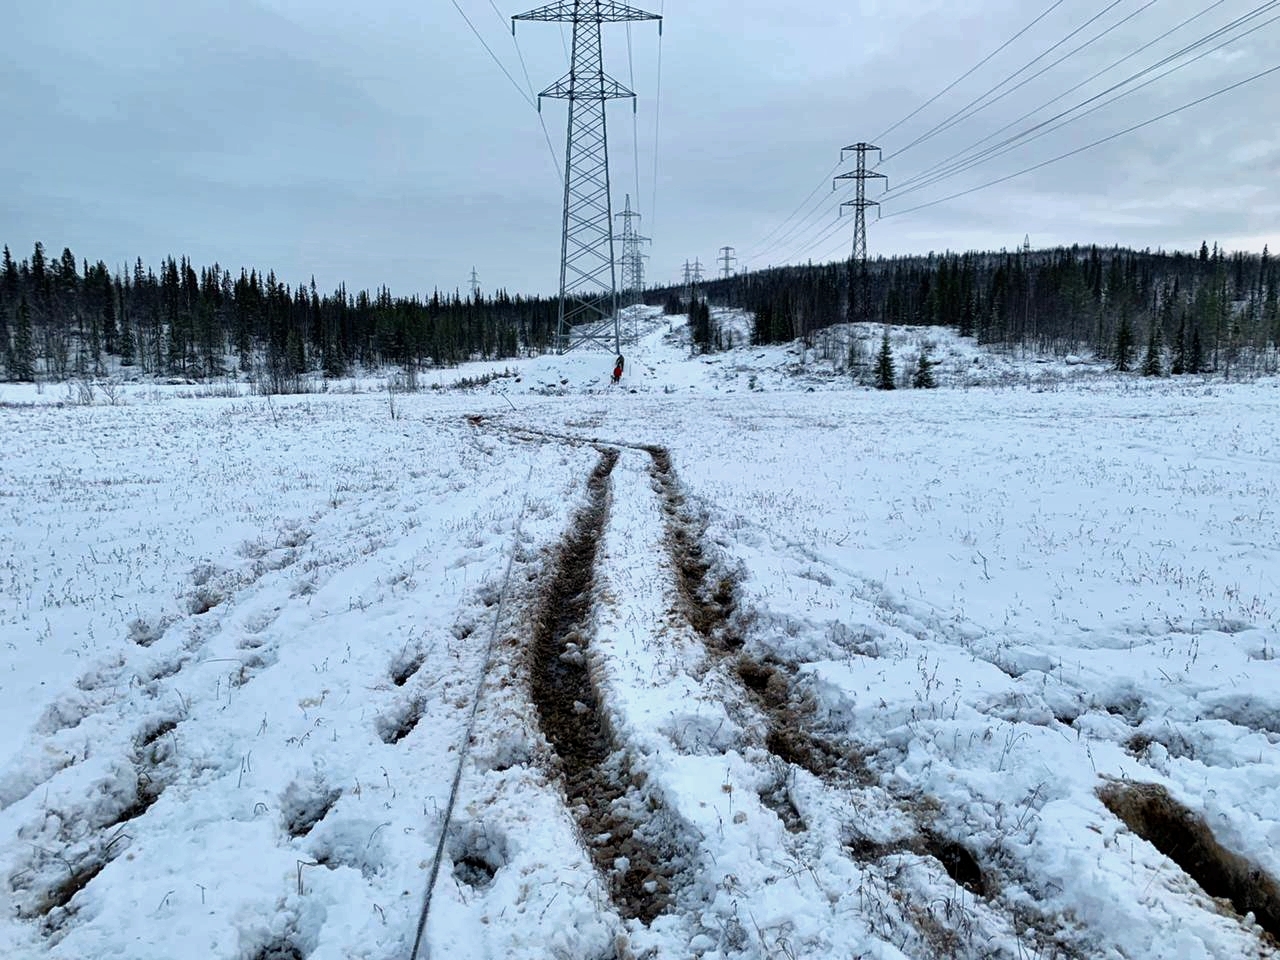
[527,448,687,925]
[646,445,870,791]
[642,444,1101,959]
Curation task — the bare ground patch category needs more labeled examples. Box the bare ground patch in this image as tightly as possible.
[1099,780,1280,943]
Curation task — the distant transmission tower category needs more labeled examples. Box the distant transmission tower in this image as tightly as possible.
[615,193,649,306]
[514,1,662,354]
[469,266,481,301]
[835,142,887,320]
[718,245,736,279]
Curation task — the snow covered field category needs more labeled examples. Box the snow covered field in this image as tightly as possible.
[2,311,1278,959]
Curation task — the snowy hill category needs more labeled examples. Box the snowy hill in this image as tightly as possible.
[0,308,1278,960]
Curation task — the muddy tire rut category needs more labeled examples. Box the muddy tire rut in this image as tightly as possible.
[529,448,685,925]
[646,446,869,790]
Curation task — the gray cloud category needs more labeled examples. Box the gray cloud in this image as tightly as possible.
[3,0,1277,296]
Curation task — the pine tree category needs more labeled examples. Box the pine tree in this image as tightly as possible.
[1141,321,1162,376]
[12,296,35,381]
[1114,307,1134,372]
[874,328,895,390]
[1189,326,1204,374]
[911,348,936,388]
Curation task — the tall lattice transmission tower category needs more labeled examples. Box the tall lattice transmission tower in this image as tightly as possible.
[835,142,887,321]
[513,1,662,353]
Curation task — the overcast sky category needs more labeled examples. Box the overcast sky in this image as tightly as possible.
[3,0,1278,297]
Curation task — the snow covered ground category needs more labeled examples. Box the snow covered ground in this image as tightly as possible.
[1,308,1278,959]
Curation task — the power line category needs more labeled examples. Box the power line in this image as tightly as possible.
[747,2,1070,267]
[882,61,1280,221]
[799,55,1280,266]
[649,0,666,241]
[891,0,1231,196]
[627,23,643,222]
[741,158,844,263]
[884,0,1131,164]
[451,0,536,109]
[887,3,1280,202]
[487,0,563,181]
[874,0,1068,143]
[890,0,1162,165]
[783,0,1277,266]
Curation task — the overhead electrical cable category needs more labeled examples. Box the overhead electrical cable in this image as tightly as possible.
[486,0,563,181]
[747,2,1070,267]
[742,159,846,265]
[891,0,1231,195]
[740,158,844,264]
[886,4,1280,202]
[892,0,1162,163]
[749,0,1067,270]
[880,61,1280,221]
[883,0,1131,164]
[649,0,666,240]
[874,0,1069,143]
[452,0,535,109]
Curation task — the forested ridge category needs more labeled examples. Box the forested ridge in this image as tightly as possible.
[3,239,1278,387]
[689,241,1280,376]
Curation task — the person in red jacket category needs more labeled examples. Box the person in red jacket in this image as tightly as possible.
[611,354,624,384]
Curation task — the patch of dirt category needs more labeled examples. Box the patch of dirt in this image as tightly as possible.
[1099,780,1280,942]
[646,446,740,649]
[102,774,164,829]
[389,649,425,687]
[923,832,988,897]
[249,938,306,960]
[528,449,685,924]
[32,855,111,921]
[281,783,342,839]
[759,778,806,833]
[376,697,424,745]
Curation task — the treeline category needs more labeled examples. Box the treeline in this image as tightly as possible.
[0,242,560,387]
[679,242,1280,376]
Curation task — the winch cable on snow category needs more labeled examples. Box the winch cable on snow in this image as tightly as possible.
[408,457,537,960]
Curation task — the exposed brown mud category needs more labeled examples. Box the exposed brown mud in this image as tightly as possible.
[529,449,685,925]
[1099,780,1280,943]
[647,446,869,788]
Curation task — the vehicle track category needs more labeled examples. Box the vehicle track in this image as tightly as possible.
[527,448,685,925]
[472,419,1278,958]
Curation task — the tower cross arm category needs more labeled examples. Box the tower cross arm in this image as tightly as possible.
[840,142,882,161]
[540,73,636,101]
[514,1,661,27]
[834,170,888,188]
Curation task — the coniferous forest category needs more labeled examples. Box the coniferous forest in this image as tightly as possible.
[684,241,1280,377]
[0,241,559,390]
[4,240,1279,388]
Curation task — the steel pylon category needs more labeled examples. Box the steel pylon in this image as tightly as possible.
[514,1,662,354]
[835,142,887,321]
[615,193,649,305]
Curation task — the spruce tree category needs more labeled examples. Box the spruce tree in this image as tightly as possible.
[1189,326,1204,374]
[12,297,35,381]
[874,329,895,390]
[1114,307,1134,372]
[119,313,135,367]
[1141,322,1162,376]
[691,298,712,354]
[911,348,936,388]
[1171,314,1187,375]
